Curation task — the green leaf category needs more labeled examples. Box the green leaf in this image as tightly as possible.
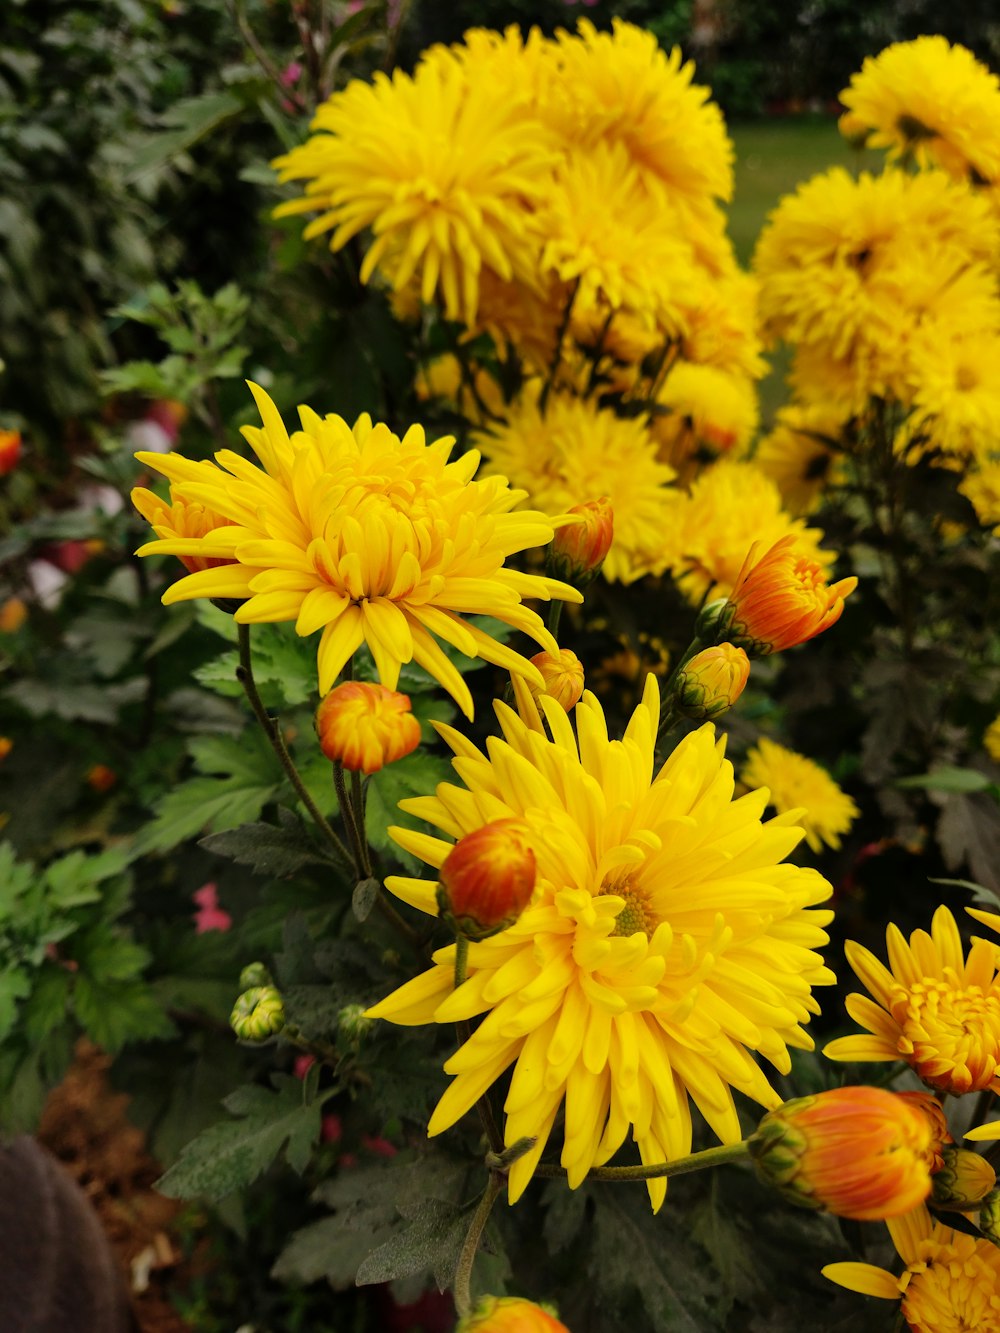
[0,969,32,1040]
[72,976,174,1051]
[199,808,340,878]
[896,765,996,794]
[355,1198,468,1289]
[352,877,379,923]
[156,1075,325,1202]
[928,876,1000,909]
[365,750,454,871]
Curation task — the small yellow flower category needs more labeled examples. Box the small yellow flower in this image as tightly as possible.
[0,597,27,634]
[824,905,1000,1096]
[528,648,585,713]
[674,643,749,720]
[315,681,421,774]
[742,737,858,853]
[985,714,1000,762]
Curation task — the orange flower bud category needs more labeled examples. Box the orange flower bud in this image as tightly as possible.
[315,681,421,774]
[86,764,118,793]
[0,738,12,762]
[674,643,750,720]
[528,648,585,713]
[896,1090,952,1170]
[931,1145,997,1210]
[549,498,614,587]
[719,534,857,656]
[436,820,536,941]
[0,597,27,634]
[458,1295,570,1333]
[0,429,22,476]
[748,1086,937,1221]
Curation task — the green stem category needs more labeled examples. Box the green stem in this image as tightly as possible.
[539,279,579,416]
[350,768,372,876]
[546,600,563,641]
[236,624,352,866]
[333,762,367,878]
[453,1173,504,1319]
[454,935,470,990]
[533,1139,751,1183]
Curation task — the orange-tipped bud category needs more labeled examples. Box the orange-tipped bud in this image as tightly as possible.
[0,429,22,476]
[0,738,12,762]
[896,1090,952,1170]
[674,643,750,720]
[436,820,536,942]
[931,1146,997,1211]
[718,534,857,656]
[528,648,585,713]
[0,597,27,634]
[86,764,118,793]
[748,1086,937,1221]
[315,681,421,774]
[549,498,614,587]
[458,1295,570,1333]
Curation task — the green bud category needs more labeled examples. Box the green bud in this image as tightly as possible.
[231,985,285,1042]
[239,961,273,990]
[338,1003,374,1044]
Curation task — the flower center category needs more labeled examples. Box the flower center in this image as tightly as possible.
[599,873,658,938]
[902,1244,1000,1333]
[890,980,1000,1094]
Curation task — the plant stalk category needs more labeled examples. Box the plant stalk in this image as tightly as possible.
[533,1138,751,1183]
[453,1173,503,1318]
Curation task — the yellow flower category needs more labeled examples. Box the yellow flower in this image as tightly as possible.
[528,648,585,714]
[365,676,835,1210]
[961,466,1000,534]
[824,905,1000,1095]
[473,267,566,375]
[667,460,834,605]
[984,714,1000,762]
[135,383,580,718]
[475,387,678,585]
[753,404,846,516]
[677,268,767,381]
[673,643,749,721]
[314,681,421,774]
[823,1204,1000,1329]
[413,354,505,425]
[905,329,1000,461]
[272,54,556,326]
[840,36,1000,185]
[653,362,759,474]
[742,737,858,853]
[131,471,238,575]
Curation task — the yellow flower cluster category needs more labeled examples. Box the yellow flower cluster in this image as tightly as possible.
[741,738,859,854]
[275,18,767,584]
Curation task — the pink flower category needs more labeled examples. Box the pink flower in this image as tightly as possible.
[192,882,232,934]
[280,61,303,87]
[321,1114,343,1144]
[362,1134,397,1158]
[294,1053,317,1080]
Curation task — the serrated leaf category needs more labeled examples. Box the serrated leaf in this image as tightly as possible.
[156,1075,324,1202]
[73,976,175,1052]
[355,1198,468,1289]
[0,969,31,1040]
[200,809,341,878]
[938,792,1000,893]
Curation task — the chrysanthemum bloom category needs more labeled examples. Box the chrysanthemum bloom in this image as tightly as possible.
[528,648,585,714]
[984,714,1000,762]
[905,329,1000,461]
[548,497,614,588]
[135,383,580,718]
[132,467,237,575]
[315,681,421,774]
[752,404,846,516]
[414,354,505,425]
[458,1295,569,1333]
[667,461,835,606]
[674,643,749,721]
[272,53,557,326]
[475,388,677,585]
[749,1086,937,1221]
[0,429,22,475]
[961,467,1000,536]
[931,1145,996,1211]
[719,534,858,658]
[839,36,1000,184]
[824,905,1000,1095]
[677,269,767,380]
[653,362,759,474]
[823,1203,1000,1329]
[436,819,537,942]
[740,738,858,854]
[365,676,835,1209]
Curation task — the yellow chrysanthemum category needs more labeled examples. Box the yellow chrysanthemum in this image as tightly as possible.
[677,268,767,381]
[472,267,566,375]
[134,383,581,718]
[414,354,506,425]
[668,460,834,605]
[824,1204,1000,1330]
[366,676,835,1209]
[960,465,1000,533]
[825,905,1000,1095]
[131,465,238,574]
[752,404,847,516]
[840,36,1000,185]
[985,715,1000,762]
[475,387,679,585]
[741,738,858,854]
[272,55,556,325]
[546,19,733,205]
[653,362,758,474]
[905,329,1000,461]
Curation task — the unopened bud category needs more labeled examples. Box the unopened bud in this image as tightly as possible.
[436,819,537,941]
[0,429,22,477]
[931,1145,997,1210]
[458,1296,570,1333]
[674,643,750,720]
[748,1086,937,1221]
[231,985,285,1042]
[549,498,613,588]
[86,764,118,793]
[239,961,273,991]
[528,648,585,713]
[315,681,421,774]
[338,1003,374,1044]
[979,1189,1000,1247]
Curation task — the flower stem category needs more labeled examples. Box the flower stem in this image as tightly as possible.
[454,935,469,990]
[453,1173,503,1318]
[333,761,369,879]
[533,1139,751,1183]
[547,599,563,641]
[539,278,579,416]
[236,624,352,867]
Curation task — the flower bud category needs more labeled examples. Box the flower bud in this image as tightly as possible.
[674,643,750,720]
[549,498,613,588]
[528,648,585,713]
[457,1295,570,1333]
[231,986,285,1042]
[338,1003,374,1044]
[0,429,22,476]
[436,820,537,941]
[717,534,857,656]
[0,597,27,634]
[86,763,118,793]
[748,1086,936,1221]
[931,1146,997,1210]
[979,1189,1000,1245]
[0,738,11,762]
[315,680,421,774]
[239,961,273,991]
